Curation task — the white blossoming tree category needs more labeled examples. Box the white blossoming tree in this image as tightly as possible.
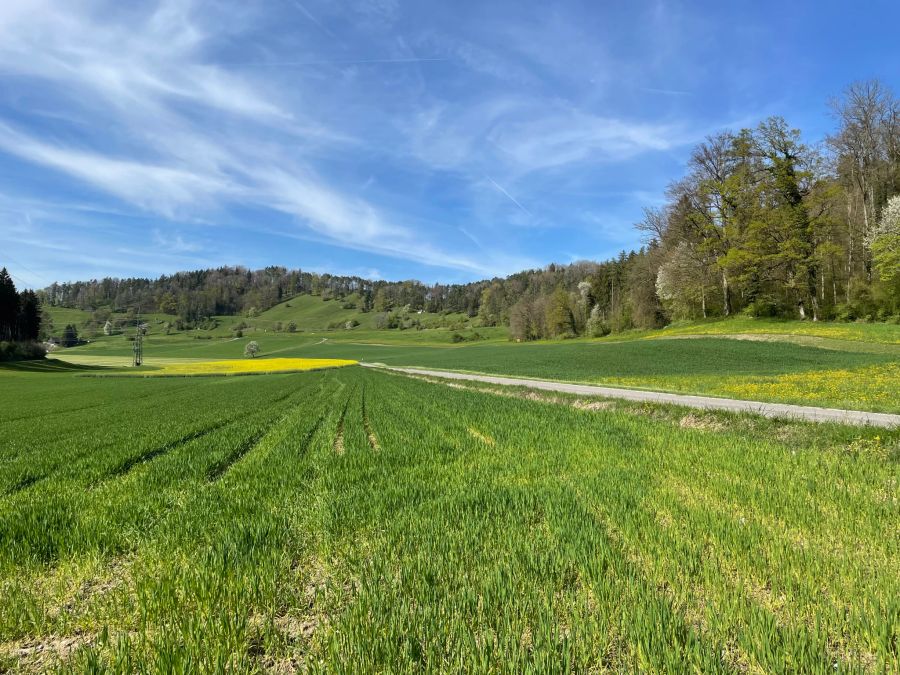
[244,340,260,358]
[870,196,900,282]
[656,242,710,319]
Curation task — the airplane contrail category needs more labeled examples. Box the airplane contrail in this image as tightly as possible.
[638,86,691,96]
[289,0,336,38]
[232,58,448,67]
[485,175,531,216]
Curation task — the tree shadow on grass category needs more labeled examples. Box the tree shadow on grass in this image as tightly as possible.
[0,359,111,373]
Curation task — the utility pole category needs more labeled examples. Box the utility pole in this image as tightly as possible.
[133,306,143,367]
[133,330,143,366]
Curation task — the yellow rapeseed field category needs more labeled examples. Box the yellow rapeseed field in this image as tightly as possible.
[151,357,357,376]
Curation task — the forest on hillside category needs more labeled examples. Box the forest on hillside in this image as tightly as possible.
[37,81,900,340]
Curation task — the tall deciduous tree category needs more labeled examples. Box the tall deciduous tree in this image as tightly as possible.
[754,117,821,319]
[546,287,575,337]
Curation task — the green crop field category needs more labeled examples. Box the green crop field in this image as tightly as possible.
[53,318,900,412]
[0,363,897,672]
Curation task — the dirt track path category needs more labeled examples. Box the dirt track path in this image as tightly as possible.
[361,364,900,428]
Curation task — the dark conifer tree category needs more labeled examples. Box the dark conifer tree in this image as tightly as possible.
[62,324,79,347]
[17,290,42,341]
[0,268,21,341]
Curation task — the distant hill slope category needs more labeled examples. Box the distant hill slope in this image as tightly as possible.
[254,294,375,330]
[234,294,476,334]
[45,293,480,339]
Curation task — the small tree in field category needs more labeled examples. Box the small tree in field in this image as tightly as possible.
[61,324,79,347]
[244,340,259,358]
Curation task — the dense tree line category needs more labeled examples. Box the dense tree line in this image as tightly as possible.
[35,80,899,341]
[501,81,900,339]
[43,267,311,321]
[646,81,900,323]
[0,268,45,360]
[39,265,490,325]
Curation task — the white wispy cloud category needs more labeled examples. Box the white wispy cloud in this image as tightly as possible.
[0,0,495,275]
[0,0,761,284]
[413,31,536,85]
[403,91,689,179]
[152,229,203,254]
[0,2,287,121]
[488,109,680,172]
[0,123,234,218]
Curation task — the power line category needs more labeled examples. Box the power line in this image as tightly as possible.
[5,268,32,288]
[1,254,46,288]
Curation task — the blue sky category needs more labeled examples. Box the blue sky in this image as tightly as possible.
[1,0,899,288]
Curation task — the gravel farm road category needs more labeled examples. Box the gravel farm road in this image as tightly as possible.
[361,363,900,428]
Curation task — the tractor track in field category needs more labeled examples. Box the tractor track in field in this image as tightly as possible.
[363,364,900,428]
[206,428,269,481]
[361,384,380,451]
[204,386,317,481]
[206,382,326,483]
[100,387,307,484]
[5,387,312,496]
[105,420,233,480]
[11,416,233,495]
[298,413,325,455]
[332,387,356,455]
[4,473,43,496]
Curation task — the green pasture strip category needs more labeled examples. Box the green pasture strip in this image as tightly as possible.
[51,316,900,411]
[652,317,900,345]
[653,332,900,354]
[89,364,356,379]
[0,360,105,373]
